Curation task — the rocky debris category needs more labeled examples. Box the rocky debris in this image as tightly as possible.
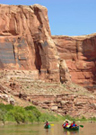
[51,106,58,111]
[0,75,95,118]
[26,94,96,118]
[8,96,15,105]
[0,93,15,105]
[0,94,9,102]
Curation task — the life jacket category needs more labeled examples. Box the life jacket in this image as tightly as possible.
[46,122,49,126]
[64,123,68,127]
[71,123,77,127]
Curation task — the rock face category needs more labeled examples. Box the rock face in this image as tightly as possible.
[0,71,96,118]
[59,60,71,83]
[1,4,96,118]
[0,4,96,89]
[29,94,96,118]
[53,35,96,90]
[17,94,96,118]
[0,4,59,82]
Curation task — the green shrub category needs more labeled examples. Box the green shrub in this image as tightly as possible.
[64,115,75,121]
[81,116,86,121]
[0,103,13,111]
[25,106,37,110]
[89,117,96,121]
[25,106,41,122]
[39,113,59,122]
[26,110,36,123]
[9,106,27,124]
[0,108,7,124]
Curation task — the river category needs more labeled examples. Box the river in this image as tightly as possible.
[0,122,96,135]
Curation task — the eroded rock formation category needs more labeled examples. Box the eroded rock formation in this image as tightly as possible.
[0,4,96,89]
[28,94,96,118]
[0,4,59,82]
[1,4,96,118]
[59,60,71,83]
[53,34,96,90]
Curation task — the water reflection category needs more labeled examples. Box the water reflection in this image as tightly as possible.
[44,125,79,135]
[0,122,96,135]
[64,130,79,135]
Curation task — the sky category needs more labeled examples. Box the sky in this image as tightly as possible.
[0,0,96,36]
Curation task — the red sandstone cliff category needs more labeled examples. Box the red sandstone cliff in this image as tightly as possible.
[0,4,59,82]
[53,34,96,90]
[0,4,96,118]
[0,4,96,90]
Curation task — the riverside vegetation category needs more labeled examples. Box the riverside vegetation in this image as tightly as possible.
[0,103,63,125]
[0,104,96,125]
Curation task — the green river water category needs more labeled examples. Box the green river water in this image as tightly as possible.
[0,122,95,135]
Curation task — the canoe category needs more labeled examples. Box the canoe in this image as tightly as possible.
[44,125,51,129]
[64,126,79,131]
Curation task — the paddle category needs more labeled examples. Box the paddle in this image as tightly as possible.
[50,124,54,126]
[79,125,84,128]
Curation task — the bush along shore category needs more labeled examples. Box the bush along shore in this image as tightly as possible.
[0,103,96,125]
[0,103,64,125]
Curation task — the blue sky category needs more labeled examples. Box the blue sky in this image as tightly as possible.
[0,0,96,36]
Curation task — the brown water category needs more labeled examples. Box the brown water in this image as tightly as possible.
[0,122,96,135]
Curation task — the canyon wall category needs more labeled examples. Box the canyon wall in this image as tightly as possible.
[53,35,96,90]
[0,4,96,117]
[0,4,59,82]
[0,4,96,89]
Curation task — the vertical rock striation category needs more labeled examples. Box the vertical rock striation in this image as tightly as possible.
[53,34,96,89]
[0,4,96,88]
[0,4,59,82]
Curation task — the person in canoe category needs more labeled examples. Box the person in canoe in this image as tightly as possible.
[70,121,78,128]
[62,121,70,128]
[44,121,50,128]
